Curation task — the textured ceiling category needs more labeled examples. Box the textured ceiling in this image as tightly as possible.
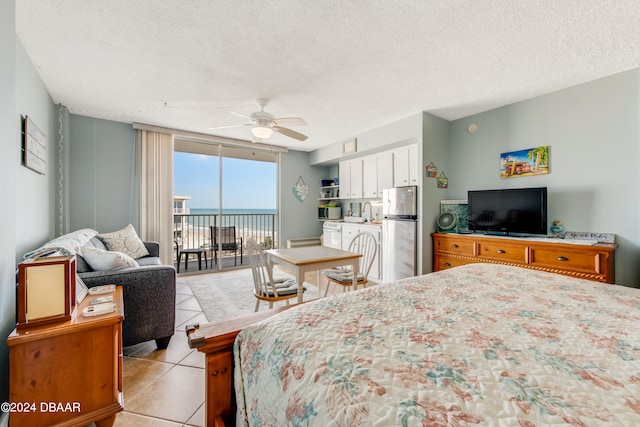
[15,1,640,152]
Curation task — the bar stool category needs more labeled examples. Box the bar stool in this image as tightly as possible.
[177,248,208,273]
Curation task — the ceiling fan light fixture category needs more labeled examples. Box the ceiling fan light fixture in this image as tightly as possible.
[251,126,273,139]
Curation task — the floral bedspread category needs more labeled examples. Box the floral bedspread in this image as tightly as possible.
[234,263,640,426]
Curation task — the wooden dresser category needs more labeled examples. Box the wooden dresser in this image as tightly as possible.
[7,287,124,427]
[432,233,617,283]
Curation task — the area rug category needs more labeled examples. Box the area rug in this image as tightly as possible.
[181,268,321,322]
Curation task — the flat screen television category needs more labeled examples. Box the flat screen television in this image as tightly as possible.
[468,187,547,236]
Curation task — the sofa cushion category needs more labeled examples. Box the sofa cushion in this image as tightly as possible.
[81,246,139,271]
[97,224,149,259]
[84,236,108,251]
[76,237,109,273]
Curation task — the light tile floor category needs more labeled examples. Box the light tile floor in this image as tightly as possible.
[103,280,208,427]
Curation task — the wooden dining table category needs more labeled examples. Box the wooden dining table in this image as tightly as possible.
[265,246,362,303]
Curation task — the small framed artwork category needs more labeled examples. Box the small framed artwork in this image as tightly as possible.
[23,116,46,175]
[500,146,549,179]
[76,276,89,304]
[426,162,437,178]
[437,172,448,188]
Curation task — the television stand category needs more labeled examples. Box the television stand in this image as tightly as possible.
[432,233,617,283]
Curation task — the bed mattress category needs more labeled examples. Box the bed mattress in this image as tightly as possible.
[234,263,640,426]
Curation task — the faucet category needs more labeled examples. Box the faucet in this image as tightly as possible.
[362,201,372,222]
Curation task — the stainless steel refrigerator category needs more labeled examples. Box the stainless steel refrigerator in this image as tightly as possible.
[382,186,417,282]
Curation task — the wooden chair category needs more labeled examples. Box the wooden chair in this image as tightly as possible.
[323,232,377,296]
[210,226,243,266]
[247,237,304,311]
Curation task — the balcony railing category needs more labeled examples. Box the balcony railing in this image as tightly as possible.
[173,213,278,264]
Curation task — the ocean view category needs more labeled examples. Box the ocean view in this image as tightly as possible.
[190,208,276,215]
[175,208,278,249]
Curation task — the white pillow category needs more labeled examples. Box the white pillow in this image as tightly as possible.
[81,246,139,271]
[97,224,149,259]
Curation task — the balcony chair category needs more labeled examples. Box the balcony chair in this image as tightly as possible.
[210,226,243,266]
[323,232,377,296]
[247,237,305,311]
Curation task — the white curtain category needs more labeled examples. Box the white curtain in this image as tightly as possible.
[140,130,174,265]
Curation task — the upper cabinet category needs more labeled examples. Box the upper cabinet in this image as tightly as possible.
[377,150,394,193]
[362,155,378,198]
[340,143,418,200]
[392,144,419,187]
[339,158,363,199]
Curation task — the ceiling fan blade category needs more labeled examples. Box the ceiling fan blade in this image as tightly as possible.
[226,111,256,122]
[273,126,308,141]
[208,123,253,130]
[273,117,307,126]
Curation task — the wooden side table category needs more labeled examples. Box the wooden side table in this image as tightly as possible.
[7,287,124,427]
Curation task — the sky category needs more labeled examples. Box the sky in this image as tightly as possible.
[174,152,276,209]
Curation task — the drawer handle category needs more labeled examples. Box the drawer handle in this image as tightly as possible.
[444,263,451,267]
[557,256,569,261]
[451,244,459,249]
[497,249,506,254]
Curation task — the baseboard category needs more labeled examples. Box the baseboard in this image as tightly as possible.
[0,411,8,427]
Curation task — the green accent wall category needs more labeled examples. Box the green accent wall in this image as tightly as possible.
[67,115,139,233]
[447,69,640,285]
[1,0,57,407]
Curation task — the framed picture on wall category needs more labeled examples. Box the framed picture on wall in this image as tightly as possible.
[500,146,549,179]
[23,116,46,175]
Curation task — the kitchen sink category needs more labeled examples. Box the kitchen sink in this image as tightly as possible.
[343,216,364,223]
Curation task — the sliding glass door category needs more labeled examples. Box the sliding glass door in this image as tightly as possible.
[173,141,277,271]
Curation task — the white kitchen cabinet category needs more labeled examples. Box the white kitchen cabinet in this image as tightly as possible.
[392,144,419,187]
[377,150,394,194]
[409,144,419,185]
[339,160,350,200]
[362,155,378,198]
[351,159,363,198]
[339,158,363,199]
[363,151,394,198]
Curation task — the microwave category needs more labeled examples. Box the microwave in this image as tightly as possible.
[318,206,341,220]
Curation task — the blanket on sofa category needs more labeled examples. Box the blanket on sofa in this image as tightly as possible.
[23,228,98,259]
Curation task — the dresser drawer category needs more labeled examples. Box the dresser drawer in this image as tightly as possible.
[436,237,475,256]
[436,255,474,270]
[529,247,601,275]
[477,240,527,263]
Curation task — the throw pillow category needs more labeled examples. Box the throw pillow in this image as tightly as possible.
[81,246,139,271]
[97,224,149,259]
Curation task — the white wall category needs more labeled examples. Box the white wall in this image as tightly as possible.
[448,69,640,286]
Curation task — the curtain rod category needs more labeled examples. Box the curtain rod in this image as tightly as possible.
[132,122,288,153]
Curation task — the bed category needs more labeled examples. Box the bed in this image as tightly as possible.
[187,263,640,426]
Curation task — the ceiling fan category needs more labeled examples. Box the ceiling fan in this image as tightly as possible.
[209,98,308,141]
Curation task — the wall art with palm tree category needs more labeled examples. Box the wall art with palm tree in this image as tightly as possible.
[500,146,549,178]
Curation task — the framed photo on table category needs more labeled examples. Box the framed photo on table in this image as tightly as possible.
[76,276,89,304]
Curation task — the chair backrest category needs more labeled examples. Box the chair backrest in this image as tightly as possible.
[348,232,378,279]
[246,237,279,298]
[210,226,237,249]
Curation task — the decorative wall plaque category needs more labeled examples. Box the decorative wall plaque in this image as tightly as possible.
[24,116,46,175]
